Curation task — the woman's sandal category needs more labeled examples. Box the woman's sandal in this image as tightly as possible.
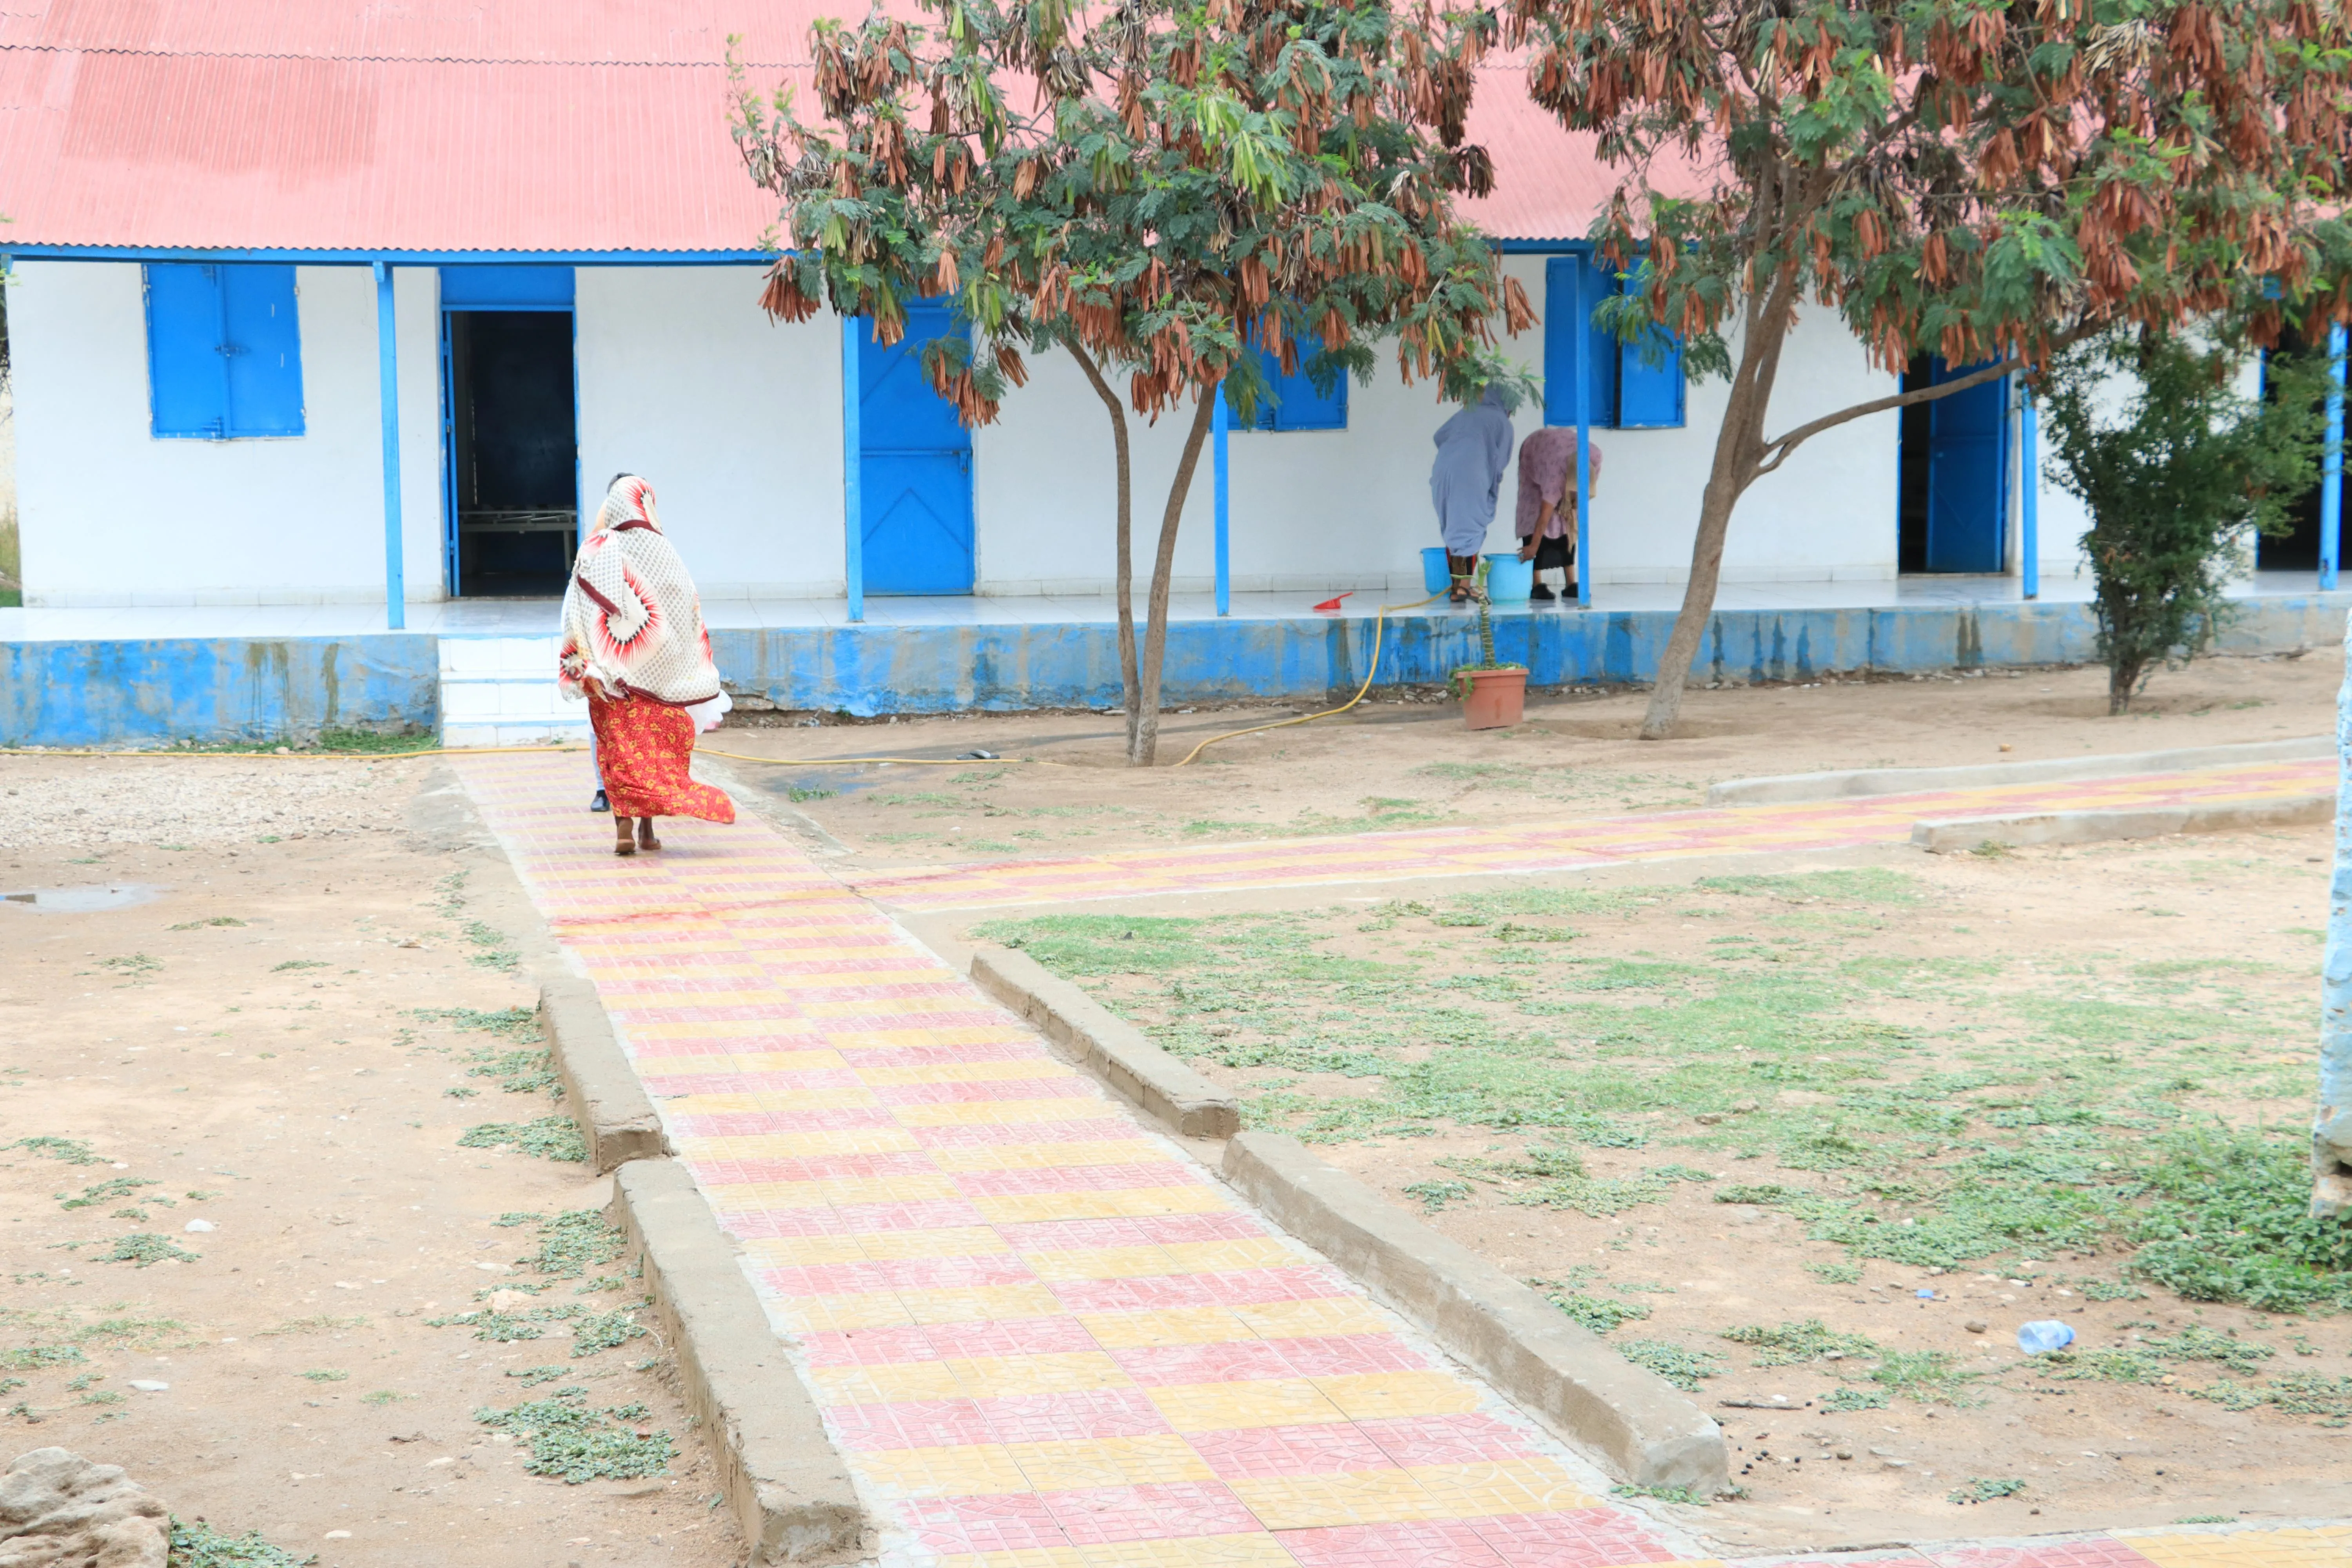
[637,818,661,852]
[614,816,637,857]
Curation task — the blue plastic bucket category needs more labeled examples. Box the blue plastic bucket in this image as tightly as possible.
[1483,553,1535,603]
[1420,546,1452,596]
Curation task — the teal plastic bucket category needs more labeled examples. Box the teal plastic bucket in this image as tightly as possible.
[1420,547,1452,596]
[1484,553,1535,603]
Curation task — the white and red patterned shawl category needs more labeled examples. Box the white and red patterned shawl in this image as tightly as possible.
[558,476,725,710]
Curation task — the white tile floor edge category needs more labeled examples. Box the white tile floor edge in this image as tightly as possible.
[0,572,2337,643]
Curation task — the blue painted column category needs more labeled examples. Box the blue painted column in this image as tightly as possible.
[1572,262,1593,610]
[2020,392,2039,601]
[843,318,865,623]
[2325,324,2346,593]
[1212,386,1231,617]
[373,261,405,632]
[2319,618,2352,1219]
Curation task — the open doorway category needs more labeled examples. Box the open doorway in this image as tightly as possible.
[442,303,576,597]
[2258,325,2325,571]
[1897,355,2011,573]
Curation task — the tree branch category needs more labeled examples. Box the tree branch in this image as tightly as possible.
[1749,326,2097,477]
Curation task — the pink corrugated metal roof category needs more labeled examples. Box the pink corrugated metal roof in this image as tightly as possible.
[0,2,1661,253]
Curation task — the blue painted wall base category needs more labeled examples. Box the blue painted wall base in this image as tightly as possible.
[0,637,440,747]
[4,594,2352,746]
[711,594,2352,716]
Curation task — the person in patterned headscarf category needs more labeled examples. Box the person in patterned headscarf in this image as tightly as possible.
[558,474,735,856]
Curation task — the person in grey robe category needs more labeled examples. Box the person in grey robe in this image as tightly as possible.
[1429,388,1516,601]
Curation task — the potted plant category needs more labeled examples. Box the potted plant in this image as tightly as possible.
[1450,560,1528,729]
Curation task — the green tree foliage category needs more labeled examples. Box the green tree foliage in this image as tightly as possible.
[730,0,1531,762]
[1428,0,2352,737]
[2037,330,2328,713]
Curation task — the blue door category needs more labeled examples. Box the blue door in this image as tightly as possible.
[1923,358,2010,573]
[859,306,975,595]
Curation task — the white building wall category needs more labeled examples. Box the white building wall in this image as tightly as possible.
[968,254,1905,596]
[574,267,844,599]
[13,260,441,608]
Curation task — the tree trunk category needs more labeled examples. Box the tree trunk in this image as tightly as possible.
[2109,659,2139,715]
[1637,275,1801,741]
[1069,345,1140,749]
[1132,390,1222,765]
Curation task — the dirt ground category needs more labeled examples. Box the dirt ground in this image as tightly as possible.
[0,754,741,1568]
[708,651,2339,868]
[966,822,2352,1552]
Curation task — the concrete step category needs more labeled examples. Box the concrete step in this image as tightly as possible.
[438,635,587,749]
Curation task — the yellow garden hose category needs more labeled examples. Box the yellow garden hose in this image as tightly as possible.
[1174,591,1443,766]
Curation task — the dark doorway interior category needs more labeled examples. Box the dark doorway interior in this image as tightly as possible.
[447,310,576,597]
[2258,325,2325,571]
[1896,358,1935,573]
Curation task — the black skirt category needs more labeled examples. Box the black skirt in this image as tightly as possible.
[1531,534,1574,571]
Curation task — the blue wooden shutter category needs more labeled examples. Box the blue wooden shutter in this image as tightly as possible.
[1616,322,1686,428]
[220,265,304,436]
[1543,254,1618,428]
[1252,346,1347,430]
[146,263,230,438]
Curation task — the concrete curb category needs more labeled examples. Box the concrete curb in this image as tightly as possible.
[610,1160,869,1566]
[541,975,672,1174]
[1911,793,2334,853]
[1707,735,2330,806]
[1221,1132,1728,1493]
[969,945,1240,1138]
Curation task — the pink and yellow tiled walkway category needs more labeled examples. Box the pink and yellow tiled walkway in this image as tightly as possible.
[847,759,2332,912]
[456,751,2346,1568]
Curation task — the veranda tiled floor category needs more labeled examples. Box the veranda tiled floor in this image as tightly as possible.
[454,751,2348,1568]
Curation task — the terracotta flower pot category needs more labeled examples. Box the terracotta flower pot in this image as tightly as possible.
[1453,666,1527,730]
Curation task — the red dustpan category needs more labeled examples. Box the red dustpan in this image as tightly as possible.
[1312,592,1354,613]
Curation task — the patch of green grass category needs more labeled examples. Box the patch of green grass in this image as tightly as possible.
[1870,1348,1976,1403]
[255,1315,367,1337]
[298,1370,348,1383]
[361,1390,412,1406]
[1806,1259,1863,1285]
[1691,868,1923,906]
[572,1308,648,1357]
[2045,1324,2278,1383]
[2125,1123,2352,1312]
[270,960,328,972]
[314,726,437,754]
[466,1047,561,1098]
[415,1006,541,1041]
[1821,1386,1891,1411]
[1610,1483,1711,1506]
[58,1176,158,1210]
[474,1387,673,1484]
[2174,1515,2241,1524]
[524,1210,628,1281]
[94,1233,197,1268]
[1403,1179,1471,1212]
[96,954,161,975]
[786,785,836,801]
[1617,1340,1725,1391]
[168,917,247,930]
[508,1365,570,1387]
[1550,1292,1650,1335]
[169,1516,318,1566]
[7,1142,105,1166]
[1721,1319,1880,1367]
[0,1345,85,1370]
[459,1118,586,1163]
[1948,1477,2027,1505]
[2192,1372,2352,1423]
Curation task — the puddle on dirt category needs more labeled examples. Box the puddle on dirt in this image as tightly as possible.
[0,883,161,914]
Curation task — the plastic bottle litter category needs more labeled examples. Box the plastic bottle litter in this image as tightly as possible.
[1915,1289,1937,1299]
[2017,1320,2076,1353]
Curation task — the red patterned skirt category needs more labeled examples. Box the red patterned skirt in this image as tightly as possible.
[590,693,736,824]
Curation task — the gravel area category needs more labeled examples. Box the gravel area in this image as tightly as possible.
[0,757,428,851]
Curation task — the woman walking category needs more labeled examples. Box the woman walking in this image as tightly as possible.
[559,474,735,855]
